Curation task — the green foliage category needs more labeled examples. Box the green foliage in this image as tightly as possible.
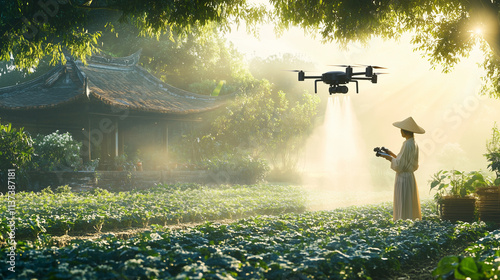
[0,200,491,279]
[433,256,493,280]
[485,122,500,184]
[0,121,34,170]
[270,0,500,98]
[433,229,500,280]
[54,185,72,194]
[212,84,287,155]
[202,153,270,184]
[0,183,305,239]
[4,1,500,98]
[249,54,315,101]
[0,0,100,70]
[0,0,266,70]
[269,92,320,170]
[113,153,136,171]
[480,49,500,99]
[40,186,53,195]
[0,59,54,87]
[3,0,500,99]
[28,131,82,171]
[196,83,320,171]
[99,22,257,94]
[430,170,492,202]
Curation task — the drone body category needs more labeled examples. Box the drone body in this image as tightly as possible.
[297,65,383,94]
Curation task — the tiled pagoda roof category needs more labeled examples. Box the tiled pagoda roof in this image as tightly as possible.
[0,50,230,114]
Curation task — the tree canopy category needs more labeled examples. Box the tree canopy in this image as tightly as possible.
[2,0,500,97]
[270,0,500,98]
[0,0,265,68]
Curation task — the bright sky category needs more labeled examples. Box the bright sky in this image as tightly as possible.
[225,22,500,201]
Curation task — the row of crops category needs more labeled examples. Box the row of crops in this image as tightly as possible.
[4,184,500,279]
[433,229,500,279]
[1,190,496,279]
[0,184,306,239]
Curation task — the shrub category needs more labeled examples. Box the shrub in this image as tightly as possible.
[485,122,500,185]
[55,185,72,194]
[202,153,270,185]
[29,130,82,171]
[0,121,34,194]
[0,121,34,170]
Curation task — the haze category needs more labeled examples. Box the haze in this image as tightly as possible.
[227,25,500,209]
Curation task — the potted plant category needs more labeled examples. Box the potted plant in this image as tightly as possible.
[430,170,489,222]
[477,123,500,223]
[485,122,500,186]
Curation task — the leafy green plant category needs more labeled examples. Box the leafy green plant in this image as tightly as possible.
[1,201,490,280]
[0,121,34,193]
[0,121,34,170]
[430,170,491,203]
[29,130,82,171]
[202,153,270,184]
[484,122,500,186]
[433,229,500,280]
[433,255,494,280]
[0,183,305,238]
[54,185,72,194]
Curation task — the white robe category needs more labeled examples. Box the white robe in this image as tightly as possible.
[391,138,421,221]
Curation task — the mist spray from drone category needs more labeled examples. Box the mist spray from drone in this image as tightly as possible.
[301,95,381,209]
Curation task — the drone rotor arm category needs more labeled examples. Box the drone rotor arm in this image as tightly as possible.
[350,72,369,77]
[303,75,323,79]
[351,77,373,81]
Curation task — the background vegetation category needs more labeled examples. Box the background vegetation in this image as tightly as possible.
[3,0,500,99]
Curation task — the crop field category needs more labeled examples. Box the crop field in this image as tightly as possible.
[0,184,306,239]
[1,184,499,279]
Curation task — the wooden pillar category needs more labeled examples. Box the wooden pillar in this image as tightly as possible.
[88,117,92,161]
[165,122,169,155]
[115,120,119,158]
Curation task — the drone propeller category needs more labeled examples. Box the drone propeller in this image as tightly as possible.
[355,64,388,69]
[283,69,316,73]
[328,64,360,68]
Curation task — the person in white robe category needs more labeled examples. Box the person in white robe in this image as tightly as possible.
[380,117,425,221]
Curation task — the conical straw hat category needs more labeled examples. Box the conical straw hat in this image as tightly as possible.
[393,117,425,134]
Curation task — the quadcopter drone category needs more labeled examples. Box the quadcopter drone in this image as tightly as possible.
[295,65,385,94]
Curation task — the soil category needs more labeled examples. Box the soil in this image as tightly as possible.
[389,241,471,280]
[50,219,236,247]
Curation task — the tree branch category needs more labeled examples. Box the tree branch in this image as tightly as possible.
[67,0,121,12]
[470,0,500,58]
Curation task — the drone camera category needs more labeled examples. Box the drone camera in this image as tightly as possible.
[374,147,390,157]
[329,85,349,95]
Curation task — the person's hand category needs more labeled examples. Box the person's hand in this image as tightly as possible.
[384,149,396,158]
[382,154,393,162]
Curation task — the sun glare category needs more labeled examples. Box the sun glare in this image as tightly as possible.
[472,27,484,36]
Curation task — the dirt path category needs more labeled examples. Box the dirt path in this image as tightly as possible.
[389,241,470,280]
[51,219,236,247]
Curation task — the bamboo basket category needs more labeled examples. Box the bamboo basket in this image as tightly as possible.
[476,186,500,224]
[439,196,476,223]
